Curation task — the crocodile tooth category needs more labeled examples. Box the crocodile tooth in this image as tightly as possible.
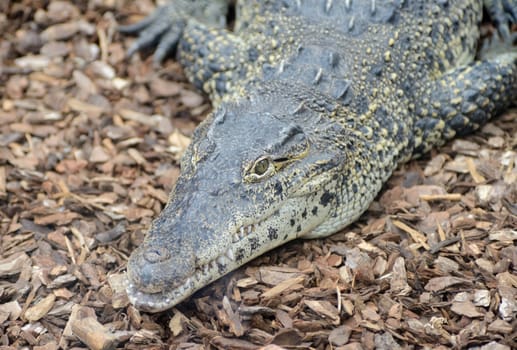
[232,233,240,243]
[278,60,286,74]
[240,226,245,237]
[345,0,351,11]
[328,52,339,68]
[247,225,253,234]
[226,248,235,261]
[348,16,355,31]
[371,0,376,15]
[313,67,323,84]
[217,256,226,265]
[325,0,333,13]
[214,104,227,125]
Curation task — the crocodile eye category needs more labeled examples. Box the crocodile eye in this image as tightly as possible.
[244,156,275,183]
[253,157,272,176]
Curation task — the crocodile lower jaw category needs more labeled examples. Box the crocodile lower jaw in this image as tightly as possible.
[125,190,336,311]
[126,275,194,312]
[126,250,237,312]
[125,223,265,312]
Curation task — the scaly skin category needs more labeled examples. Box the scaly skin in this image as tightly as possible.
[120,0,517,312]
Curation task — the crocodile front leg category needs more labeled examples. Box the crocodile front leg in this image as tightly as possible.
[178,22,252,102]
[119,0,229,64]
[410,0,516,156]
[412,51,516,156]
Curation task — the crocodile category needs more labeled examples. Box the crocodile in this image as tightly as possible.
[120,0,517,312]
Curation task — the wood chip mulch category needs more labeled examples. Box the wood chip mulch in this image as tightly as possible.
[0,1,516,349]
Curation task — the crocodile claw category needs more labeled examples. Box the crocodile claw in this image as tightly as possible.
[119,5,185,63]
[119,1,228,64]
[485,0,517,40]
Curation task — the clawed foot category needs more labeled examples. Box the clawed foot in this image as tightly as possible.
[119,4,187,64]
[484,0,517,40]
[119,1,228,64]
[479,29,517,61]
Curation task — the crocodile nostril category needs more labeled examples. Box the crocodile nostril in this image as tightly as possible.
[144,247,171,263]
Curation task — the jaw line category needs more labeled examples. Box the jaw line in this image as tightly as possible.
[124,216,273,312]
[125,191,330,312]
[125,272,197,312]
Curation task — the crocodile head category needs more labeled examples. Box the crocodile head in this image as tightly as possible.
[126,83,361,312]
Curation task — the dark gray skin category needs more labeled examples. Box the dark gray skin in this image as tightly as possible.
[126,81,371,311]
[122,0,517,312]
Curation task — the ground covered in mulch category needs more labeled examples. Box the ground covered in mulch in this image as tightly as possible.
[0,1,516,349]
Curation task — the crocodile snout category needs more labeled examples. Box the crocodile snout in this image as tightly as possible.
[127,242,194,294]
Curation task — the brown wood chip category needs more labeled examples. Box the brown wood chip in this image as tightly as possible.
[261,275,305,299]
[1,3,516,349]
[304,300,340,325]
